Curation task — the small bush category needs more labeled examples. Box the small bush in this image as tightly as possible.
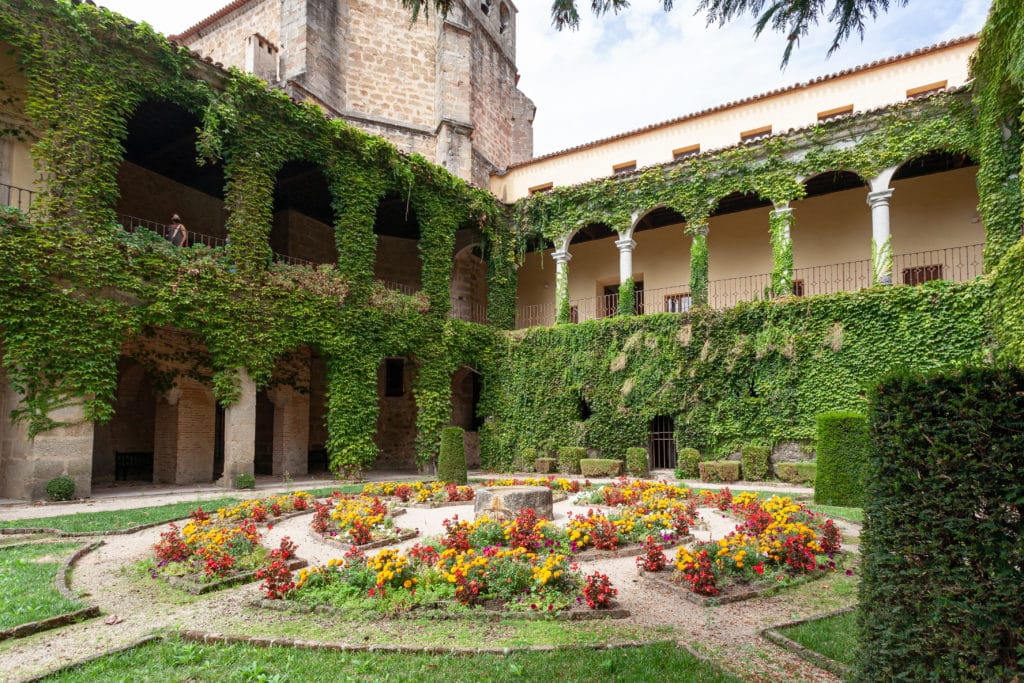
[535,457,557,474]
[234,472,256,490]
[579,458,623,477]
[674,448,701,479]
[776,461,816,485]
[740,443,770,480]
[625,447,649,477]
[514,447,537,473]
[558,446,587,475]
[45,476,75,501]
[698,461,740,483]
[815,411,868,506]
[438,426,467,484]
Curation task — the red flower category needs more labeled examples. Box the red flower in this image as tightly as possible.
[753,562,765,575]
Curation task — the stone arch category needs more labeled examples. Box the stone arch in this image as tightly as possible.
[706,190,774,305]
[451,243,488,323]
[117,99,226,246]
[629,206,690,313]
[92,359,156,485]
[451,366,482,467]
[373,193,422,293]
[270,160,338,266]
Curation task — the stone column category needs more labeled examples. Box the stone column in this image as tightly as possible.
[615,237,636,284]
[221,369,256,486]
[267,386,310,477]
[688,222,709,307]
[769,203,794,296]
[154,381,215,485]
[867,189,894,285]
[552,248,572,323]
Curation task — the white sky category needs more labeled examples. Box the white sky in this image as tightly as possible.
[98,0,991,156]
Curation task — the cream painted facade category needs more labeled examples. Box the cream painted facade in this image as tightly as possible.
[491,37,977,202]
[0,41,38,200]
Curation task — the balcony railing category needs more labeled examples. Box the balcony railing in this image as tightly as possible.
[514,243,985,329]
[0,182,34,212]
[450,300,488,324]
[379,279,419,296]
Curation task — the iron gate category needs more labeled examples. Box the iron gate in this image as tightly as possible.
[648,415,677,470]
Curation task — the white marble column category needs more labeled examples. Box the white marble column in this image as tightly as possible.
[615,237,636,284]
[867,189,895,285]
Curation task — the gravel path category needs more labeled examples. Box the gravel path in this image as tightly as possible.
[0,495,851,683]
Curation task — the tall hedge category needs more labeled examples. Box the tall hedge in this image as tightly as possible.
[856,366,1024,681]
[437,427,467,484]
[814,411,868,506]
[740,443,770,481]
[558,446,587,474]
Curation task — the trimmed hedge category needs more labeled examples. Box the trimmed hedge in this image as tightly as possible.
[814,412,868,506]
[857,366,1024,681]
[438,427,467,484]
[45,476,75,501]
[675,448,701,479]
[625,447,649,477]
[698,461,740,483]
[776,462,816,486]
[535,458,557,474]
[515,447,537,473]
[558,447,587,475]
[740,444,770,480]
[233,473,256,490]
[580,458,624,477]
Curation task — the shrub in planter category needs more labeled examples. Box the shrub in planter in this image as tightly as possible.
[234,473,256,490]
[776,462,816,485]
[535,457,557,474]
[45,476,75,501]
[741,443,770,481]
[815,411,868,506]
[579,458,623,477]
[438,427,467,484]
[625,447,649,477]
[558,446,587,475]
[674,448,701,479]
[514,447,537,473]
[698,461,740,483]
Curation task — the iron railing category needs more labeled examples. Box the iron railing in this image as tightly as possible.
[515,243,986,328]
[0,182,34,212]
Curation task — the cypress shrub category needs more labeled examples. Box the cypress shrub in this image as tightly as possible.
[697,461,740,482]
[814,411,868,506]
[438,427,467,484]
[740,443,770,480]
[625,447,649,477]
[856,366,1024,681]
[674,448,701,479]
[580,458,623,477]
[558,446,587,474]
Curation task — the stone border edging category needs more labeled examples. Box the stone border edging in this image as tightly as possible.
[250,598,630,621]
[759,606,856,679]
[637,566,831,606]
[176,629,675,655]
[313,528,419,552]
[165,557,308,595]
[0,540,103,642]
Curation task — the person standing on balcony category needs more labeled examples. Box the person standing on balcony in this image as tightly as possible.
[168,214,188,247]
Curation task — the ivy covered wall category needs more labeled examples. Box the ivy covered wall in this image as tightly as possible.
[479,281,991,469]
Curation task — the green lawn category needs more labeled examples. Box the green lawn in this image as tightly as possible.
[778,609,859,666]
[301,484,373,498]
[43,637,737,682]
[805,504,864,523]
[0,497,240,533]
[0,542,85,630]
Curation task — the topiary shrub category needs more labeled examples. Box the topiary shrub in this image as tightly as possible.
[438,426,467,484]
[857,366,1024,681]
[535,457,557,473]
[558,446,587,475]
[234,472,256,490]
[514,447,537,473]
[579,458,623,477]
[45,476,75,501]
[740,443,770,480]
[674,448,701,479]
[815,411,868,506]
[776,462,816,485]
[625,447,649,477]
[698,461,740,483]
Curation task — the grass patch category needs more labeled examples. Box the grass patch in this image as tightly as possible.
[778,609,859,666]
[0,542,83,630]
[301,484,370,498]
[43,636,737,682]
[805,503,863,523]
[0,498,240,533]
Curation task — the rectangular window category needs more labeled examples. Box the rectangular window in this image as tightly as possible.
[791,279,805,297]
[528,182,554,195]
[817,104,854,122]
[903,265,943,286]
[740,125,772,142]
[384,358,404,397]
[612,160,637,175]
[906,80,947,99]
[672,144,700,161]
[665,293,692,313]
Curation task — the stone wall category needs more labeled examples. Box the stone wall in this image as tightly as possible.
[91,361,156,483]
[451,247,488,322]
[374,359,418,470]
[182,0,282,80]
[281,210,338,264]
[374,235,422,288]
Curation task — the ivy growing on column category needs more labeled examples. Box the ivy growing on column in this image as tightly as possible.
[688,223,709,307]
[769,206,794,296]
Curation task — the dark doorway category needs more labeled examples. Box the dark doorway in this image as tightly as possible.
[213,404,225,481]
[648,415,677,469]
[602,281,645,317]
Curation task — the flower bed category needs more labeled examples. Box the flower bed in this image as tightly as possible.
[310,494,415,548]
[362,481,476,506]
[652,492,844,603]
[214,492,314,525]
[480,476,590,494]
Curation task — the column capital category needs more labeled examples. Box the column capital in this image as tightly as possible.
[771,204,793,215]
[552,249,572,265]
[688,222,709,237]
[614,237,637,252]
[867,188,894,208]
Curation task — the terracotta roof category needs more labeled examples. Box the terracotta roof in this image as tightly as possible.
[170,0,258,41]
[501,34,979,173]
